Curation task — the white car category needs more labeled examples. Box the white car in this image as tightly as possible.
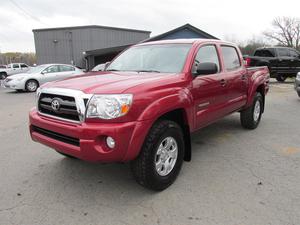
[91,63,106,72]
[3,64,83,92]
[0,63,30,79]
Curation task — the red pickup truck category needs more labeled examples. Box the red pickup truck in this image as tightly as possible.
[29,39,269,190]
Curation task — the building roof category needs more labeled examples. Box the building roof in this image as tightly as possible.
[84,44,131,57]
[143,23,218,42]
[33,25,151,34]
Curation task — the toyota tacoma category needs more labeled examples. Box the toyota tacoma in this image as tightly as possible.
[29,39,270,190]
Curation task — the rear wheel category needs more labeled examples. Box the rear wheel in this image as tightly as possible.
[240,92,263,129]
[25,79,38,92]
[130,120,184,191]
[276,74,287,82]
[0,72,7,80]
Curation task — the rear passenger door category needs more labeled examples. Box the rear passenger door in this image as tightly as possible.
[191,44,229,129]
[20,64,30,73]
[220,45,248,113]
[276,48,294,74]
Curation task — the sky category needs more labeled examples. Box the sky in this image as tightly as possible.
[0,0,299,53]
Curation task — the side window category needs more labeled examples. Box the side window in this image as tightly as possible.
[43,65,59,74]
[13,64,19,69]
[193,45,220,74]
[221,46,241,70]
[59,65,75,72]
[289,50,299,58]
[21,64,28,68]
[277,48,290,57]
[254,50,274,57]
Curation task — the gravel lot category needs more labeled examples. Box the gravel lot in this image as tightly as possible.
[0,80,299,225]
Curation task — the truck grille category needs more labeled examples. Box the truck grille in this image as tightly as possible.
[38,93,80,122]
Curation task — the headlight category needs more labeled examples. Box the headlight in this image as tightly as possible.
[86,94,133,119]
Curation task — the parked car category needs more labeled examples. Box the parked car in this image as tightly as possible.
[0,63,30,79]
[91,62,110,72]
[244,47,300,82]
[29,39,269,190]
[91,63,106,72]
[3,64,83,92]
[295,72,300,97]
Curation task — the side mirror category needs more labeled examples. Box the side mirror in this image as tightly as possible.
[194,62,218,76]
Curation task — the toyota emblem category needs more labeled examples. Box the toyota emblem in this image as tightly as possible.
[51,99,60,111]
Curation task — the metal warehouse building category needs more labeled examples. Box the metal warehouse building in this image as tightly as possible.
[33,24,217,70]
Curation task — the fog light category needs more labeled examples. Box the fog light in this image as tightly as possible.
[106,136,115,148]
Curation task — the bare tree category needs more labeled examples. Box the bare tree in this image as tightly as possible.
[263,17,300,50]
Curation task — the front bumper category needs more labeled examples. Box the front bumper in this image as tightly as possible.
[3,79,24,90]
[29,108,153,162]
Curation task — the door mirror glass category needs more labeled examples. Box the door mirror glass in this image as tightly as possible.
[195,62,218,76]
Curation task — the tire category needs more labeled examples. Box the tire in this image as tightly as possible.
[276,74,287,82]
[25,79,39,92]
[56,150,78,159]
[130,120,184,191]
[240,92,263,129]
[0,72,7,80]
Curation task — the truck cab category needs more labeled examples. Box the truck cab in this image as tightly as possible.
[0,63,30,79]
[29,39,269,190]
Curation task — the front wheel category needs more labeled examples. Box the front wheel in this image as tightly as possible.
[25,80,39,92]
[240,92,263,129]
[276,74,287,82]
[130,120,184,191]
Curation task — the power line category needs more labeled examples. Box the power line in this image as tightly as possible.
[8,0,49,26]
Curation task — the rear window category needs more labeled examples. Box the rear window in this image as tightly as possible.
[221,46,241,70]
[254,49,274,57]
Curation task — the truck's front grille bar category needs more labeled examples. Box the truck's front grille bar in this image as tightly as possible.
[38,93,80,122]
[32,125,80,147]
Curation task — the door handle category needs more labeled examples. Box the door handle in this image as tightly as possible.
[220,79,227,87]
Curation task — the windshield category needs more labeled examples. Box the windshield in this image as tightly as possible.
[106,44,192,73]
[27,65,47,74]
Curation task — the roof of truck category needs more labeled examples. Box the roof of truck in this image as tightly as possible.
[137,38,235,46]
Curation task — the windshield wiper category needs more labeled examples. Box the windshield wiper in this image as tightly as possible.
[136,70,160,73]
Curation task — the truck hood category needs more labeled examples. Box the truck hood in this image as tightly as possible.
[42,71,179,94]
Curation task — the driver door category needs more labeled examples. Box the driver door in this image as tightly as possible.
[191,44,229,129]
[41,65,60,85]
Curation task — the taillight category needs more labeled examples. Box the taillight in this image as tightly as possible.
[245,58,251,67]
